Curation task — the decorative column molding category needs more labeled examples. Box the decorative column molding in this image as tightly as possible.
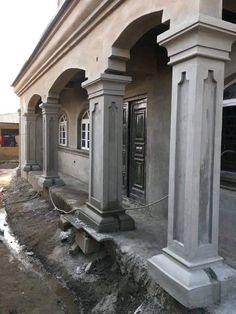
[38,97,64,188]
[22,108,41,172]
[148,16,236,308]
[79,73,135,232]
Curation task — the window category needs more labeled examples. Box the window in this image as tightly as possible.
[59,114,68,146]
[0,129,19,147]
[81,110,90,150]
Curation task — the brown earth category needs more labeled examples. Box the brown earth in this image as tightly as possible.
[0,166,80,314]
[1,166,206,314]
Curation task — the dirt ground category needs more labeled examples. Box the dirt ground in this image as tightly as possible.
[0,242,76,314]
[0,164,80,314]
[0,165,206,314]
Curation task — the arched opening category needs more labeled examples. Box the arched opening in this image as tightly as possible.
[110,13,170,209]
[48,68,89,184]
[58,113,68,147]
[24,94,43,171]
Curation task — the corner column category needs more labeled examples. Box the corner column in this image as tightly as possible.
[23,108,40,172]
[79,73,135,232]
[148,17,236,308]
[38,98,64,187]
[16,108,21,176]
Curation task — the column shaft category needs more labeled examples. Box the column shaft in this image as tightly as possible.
[23,109,40,172]
[38,101,64,187]
[148,17,236,308]
[79,74,135,232]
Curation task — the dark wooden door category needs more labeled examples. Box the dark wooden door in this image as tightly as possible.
[128,98,147,201]
[122,103,129,193]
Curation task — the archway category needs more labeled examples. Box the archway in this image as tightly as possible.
[109,12,170,209]
[23,94,43,172]
[46,68,89,184]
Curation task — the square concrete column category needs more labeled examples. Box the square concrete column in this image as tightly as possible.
[79,73,135,232]
[148,16,236,308]
[16,108,21,176]
[38,98,64,187]
[23,108,41,172]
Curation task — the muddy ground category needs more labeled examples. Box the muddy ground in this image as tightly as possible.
[0,166,206,314]
[0,241,77,314]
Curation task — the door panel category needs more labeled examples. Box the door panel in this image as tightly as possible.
[122,103,129,193]
[129,99,147,201]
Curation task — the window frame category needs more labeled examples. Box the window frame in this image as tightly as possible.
[58,113,68,147]
[80,110,90,150]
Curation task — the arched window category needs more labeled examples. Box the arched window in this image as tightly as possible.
[59,114,68,146]
[81,110,90,150]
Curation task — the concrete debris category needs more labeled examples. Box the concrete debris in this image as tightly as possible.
[69,242,79,256]
[85,262,93,274]
[58,215,71,231]
[91,293,118,314]
[75,229,100,255]
[26,251,34,256]
[59,230,71,243]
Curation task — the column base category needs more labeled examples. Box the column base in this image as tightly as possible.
[38,176,65,188]
[23,164,41,172]
[15,166,21,177]
[148,252,236,309]
[78,203,135,233]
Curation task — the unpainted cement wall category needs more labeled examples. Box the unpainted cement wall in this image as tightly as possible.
[58,85,89,183]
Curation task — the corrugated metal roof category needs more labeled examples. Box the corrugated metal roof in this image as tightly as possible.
[0,113,19,124]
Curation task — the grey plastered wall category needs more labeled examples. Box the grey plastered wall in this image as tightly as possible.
[58,85,89,184]
[125,31,172,214]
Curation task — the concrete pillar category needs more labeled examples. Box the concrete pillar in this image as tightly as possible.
[16,108,21,176]
[148,16,236,308]
[22,108,41,172]
[38,97,64,187]
[79,73,135,232]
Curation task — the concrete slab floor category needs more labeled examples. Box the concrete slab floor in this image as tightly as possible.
[50,173,236,266]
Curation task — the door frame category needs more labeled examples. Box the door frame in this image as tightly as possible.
[123,94,147,203]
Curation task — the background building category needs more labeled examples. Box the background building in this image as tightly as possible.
[0,113,19,161]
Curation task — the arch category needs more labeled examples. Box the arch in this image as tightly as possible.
[27,94,42,111]
[112,11,168,51]
[108,11,169,74]
[48,68,86,95]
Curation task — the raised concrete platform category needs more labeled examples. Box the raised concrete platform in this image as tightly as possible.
[26,170,236,312]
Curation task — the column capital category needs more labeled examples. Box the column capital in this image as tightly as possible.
[158,15,236,65]
[82,73,132,99]
[39,102,61,114]
[23,109,37,118]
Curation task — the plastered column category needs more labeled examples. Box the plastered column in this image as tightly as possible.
[16,108,21,176]
[22,108,41,172]
[79,73,135,232]
[148,16,236,309]
[38,97,64,187]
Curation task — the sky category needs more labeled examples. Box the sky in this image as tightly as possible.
[0,0,58,114]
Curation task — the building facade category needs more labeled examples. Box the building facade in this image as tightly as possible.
[0,113,19,161]
[13,0,236,309]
